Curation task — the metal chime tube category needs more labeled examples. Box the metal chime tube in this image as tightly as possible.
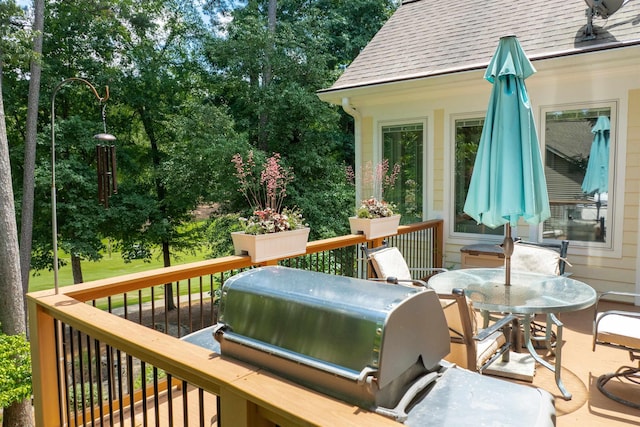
[96,144,117,208]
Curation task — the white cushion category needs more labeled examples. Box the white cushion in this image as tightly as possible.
[476,330,506,370]
[510,243,561,276]
[596,312,640,350]
[369,247,412,281]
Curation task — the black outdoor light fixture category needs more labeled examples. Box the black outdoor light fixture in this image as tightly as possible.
[51,77,116,294]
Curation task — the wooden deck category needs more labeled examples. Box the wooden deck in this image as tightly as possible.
[507,300,640,426]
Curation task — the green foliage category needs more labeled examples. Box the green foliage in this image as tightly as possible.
[0,330,32,407]
[291,162,354,239]
[0,1,33,70]
[204,213,244,258]
[6,0,399,282]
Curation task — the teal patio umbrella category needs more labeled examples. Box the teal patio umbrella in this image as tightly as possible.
[463,35,551,285]
[581,116,610,219]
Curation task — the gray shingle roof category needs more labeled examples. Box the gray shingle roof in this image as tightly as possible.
[320,0,640,93]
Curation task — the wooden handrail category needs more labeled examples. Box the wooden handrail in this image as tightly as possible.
[28,220,443,426]
[32,220,443,303]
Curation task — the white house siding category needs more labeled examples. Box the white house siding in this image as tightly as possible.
[324,46,640,296]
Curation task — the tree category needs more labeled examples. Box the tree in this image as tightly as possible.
[19,0,44,298]
[0,1,35,425]
[0,70,34,427]
[6,0,399,291]
[202,0,398,238]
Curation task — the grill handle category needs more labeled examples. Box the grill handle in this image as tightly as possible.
[214,326,379,383]
[375,371,441,422]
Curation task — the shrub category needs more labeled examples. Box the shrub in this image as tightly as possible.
[0,330,32,407]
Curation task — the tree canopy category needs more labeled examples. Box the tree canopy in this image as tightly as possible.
[5,0,398,284]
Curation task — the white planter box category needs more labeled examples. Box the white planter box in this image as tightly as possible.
[349,215,401,239]
[231,227,310,263]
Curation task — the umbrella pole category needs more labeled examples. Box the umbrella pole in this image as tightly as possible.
[503,224,514,285]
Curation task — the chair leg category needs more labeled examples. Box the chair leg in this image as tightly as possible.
[529,315,557,351]
[597,365,640,409]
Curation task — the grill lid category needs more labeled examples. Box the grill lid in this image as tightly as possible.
[216,267,449,390]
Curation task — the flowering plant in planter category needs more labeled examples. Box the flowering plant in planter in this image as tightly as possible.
[347,159,401,218]
[232,151,306,234]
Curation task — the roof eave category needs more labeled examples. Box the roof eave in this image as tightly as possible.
[317,40,640,102]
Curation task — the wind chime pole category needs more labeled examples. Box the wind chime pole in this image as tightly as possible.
[51,77,115,294]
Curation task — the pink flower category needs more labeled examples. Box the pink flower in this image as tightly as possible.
[233,151,305,234]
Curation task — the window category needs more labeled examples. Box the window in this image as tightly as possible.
[542,105,613,245]
[453,117,504,236]
[382,123,424,224]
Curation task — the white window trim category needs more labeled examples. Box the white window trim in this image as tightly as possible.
[376,118,429,220]
[447,112,506,245]
[539,100,622,258]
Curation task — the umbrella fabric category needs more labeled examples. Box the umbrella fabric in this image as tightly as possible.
[464,36,550,228]
[581,116,610,195]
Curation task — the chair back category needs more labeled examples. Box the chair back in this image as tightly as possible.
[438,289,478,370]
[511,239,569,276]
[365,246,413,281]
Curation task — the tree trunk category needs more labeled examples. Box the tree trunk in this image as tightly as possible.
[19,0,44,302]
[0,60,34,427]
[138,108,176,310]
[2,403,33,427]
[162,240,176,310]
[71,254,84,284]
[258,0,276,150]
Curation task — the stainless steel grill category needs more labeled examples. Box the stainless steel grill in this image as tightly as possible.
[211,266,555,425]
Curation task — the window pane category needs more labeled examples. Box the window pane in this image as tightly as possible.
[543,107,611,243]
[453,118,504,236]
[382,123,423,224]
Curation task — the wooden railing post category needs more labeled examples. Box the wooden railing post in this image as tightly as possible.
[219,387,273,427]
[28,294,63,427]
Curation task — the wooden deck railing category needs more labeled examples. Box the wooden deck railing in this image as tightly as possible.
[27,220,443,427]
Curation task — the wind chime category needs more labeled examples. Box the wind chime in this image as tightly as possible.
[95,103,117,208]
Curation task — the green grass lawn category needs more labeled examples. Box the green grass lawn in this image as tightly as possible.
[28,248,211,293]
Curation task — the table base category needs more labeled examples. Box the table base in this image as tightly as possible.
[485,351,535,382]
[523,313,572,400]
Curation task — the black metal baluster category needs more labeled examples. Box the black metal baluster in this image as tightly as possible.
[199,388,205,427]
[182,380,188,426]
[116,349,124,426]
[106,345,114,427]
[68,326,78,426]
[76,330,86,426]
[86,333,96,427]
[141,361,148,427]
[176,281,181,337]
[94,339,104,426]
[153,367,160,427]
[188,278,193,334]
[127,355,135,427]
[167,374,174,424]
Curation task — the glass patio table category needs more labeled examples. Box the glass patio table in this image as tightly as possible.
[427,268,597,400]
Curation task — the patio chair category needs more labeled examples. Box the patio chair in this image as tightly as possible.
[363,245,515,373]
[592,291,640,409]
[440,288,517,373]
[362,244,446,287]
[510,239,570,276]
